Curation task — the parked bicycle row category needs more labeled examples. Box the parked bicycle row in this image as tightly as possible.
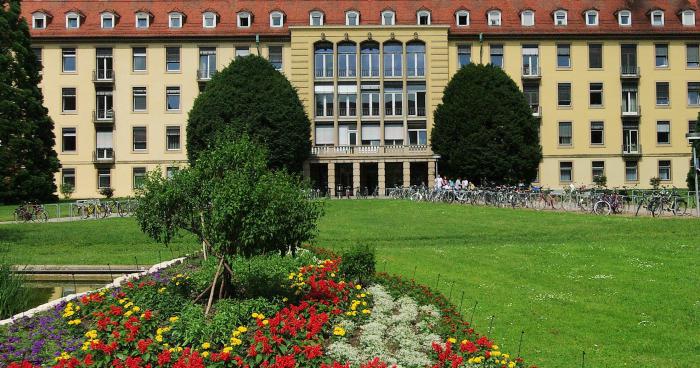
[12,199,139,223]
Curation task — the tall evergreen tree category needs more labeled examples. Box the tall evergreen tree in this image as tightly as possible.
[0,0,59,203]
[431,63,542,185]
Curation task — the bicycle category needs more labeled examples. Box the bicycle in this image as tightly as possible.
[14,202,48,222]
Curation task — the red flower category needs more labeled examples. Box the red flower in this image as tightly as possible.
[460,340,478,354]
[302,344,323,360]
[83,354,94,366]
[137,339,153,354]
[157,350,171,366]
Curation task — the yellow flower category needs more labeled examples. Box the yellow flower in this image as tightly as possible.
[262,319,269,326]
[251,312,259,319]
[355,284,362,290]
[508,362,516,368]
[132,306,141,312]
[230,338,242,346]
[492,351,502,357]
[124,311,133,318]
[201,342,211,350]
[156,335,163,343]
[201,351,210,358]
[447,337,457,344]
[332,326,346,336]
[492,344,499,350]
[67,319,82,325]
[473,357,483,363]
[223,346,233,353]
[361,309,371,314]
[158,287,166,294]
[169,316,179,323]
[85,330,98,340]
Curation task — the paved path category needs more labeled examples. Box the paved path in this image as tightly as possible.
[0,213,129,225]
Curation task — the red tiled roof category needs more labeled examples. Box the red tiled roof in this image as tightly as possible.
[22,0,700,39]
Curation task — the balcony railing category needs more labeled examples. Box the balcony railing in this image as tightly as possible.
[93,148,115,164]
[361,108,380,117]
[93,110,115,123]
[361,69,380,78]
[196,69,217,81]
[315,108,334,118]
[337,69,356,78]
[522,65,541,78]
[620,65,640,78]
[311,144,430,157]
[621,144,642,156]
[531,105,542,117]
[314,69,333,78]
[383,70,402,78]
[407,106,427,117]
[92,70,114,82]
[621,104,641,117]
[338,107,357,117]
[407,68,425,78]
[385,107,403,116]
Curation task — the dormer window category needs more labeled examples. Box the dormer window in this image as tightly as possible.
[651,10,664,26]
[346,11,359,26]
[203,12,217,28]
[618,10,632,26]
[382,10,395,25]
[238,12,251,28]
[585,10,599,26]
[310,11,324,26]
[521,10,535,26]
[270,11,284,27]
[101,12,115,29]
[32,12,47,29]
[682,10,696,26]
[456,10,470,26]
[169,12,183,28]
[554,10,567,25]
[488,10,501,26]
[417,10,431,25]
[135,12,150,28]
[66,12,80,29]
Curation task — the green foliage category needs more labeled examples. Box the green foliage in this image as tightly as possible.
[229,253,314,299]
[593,175,607,188]
[187,55,311,172]
[59,184,74,199]
[431,63,542,185]
[340,245,376,285]
[0,0,59,203]
[126,283,193,318]
[649,177,661,189]
[0,261,28,319]
[687,167,697,191]
[99,187,114,199]
[189,257,220,294]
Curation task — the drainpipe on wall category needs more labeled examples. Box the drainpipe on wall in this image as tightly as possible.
[479,32,484,64]
[256,34,261,56]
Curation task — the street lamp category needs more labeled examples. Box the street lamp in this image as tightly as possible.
[685,132,700,217]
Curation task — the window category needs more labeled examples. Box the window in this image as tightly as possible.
[381,10,395,25]
[682,10,696,26]
[383,42,403,77]
[346,11,359,26]
[166,87,181,111]
[166,167,179,179]
[101,13,115,29]
[338,43,357,77]
[687,44,699,68]
[406,42,425,77]
[522,45,539,76]
[32,12,47,29]
[314,124,334,145]
[458,44,471,68]
[407,84,426,116]
[337,89,357,117]
[237,12,251,28]
[62,48,76,72]
[588,43,602,68]
[560,162,573,182]
[655,44,669,67]
[690,120,697,134]
[590,122,604,145]
[314,43,333,78]
[523,84,539,113]
[268,46,283,71]
[270,11,284,27]
[558,122,572,145]
[338,124,357,146]
[310,11,324,26]
[625,161,638,181]
[589,83,603,106]
[166,126,181,150]
[361,42,380,77]
[384,123,404,145]
[384,85,403,116]
[689,82,700,105]
[132,127,147,151]
[62,168,76,188]
[169,13,183,28]
[657,121,670,144]
[521,10,535,26]
[592,161,605,179]
[61,88,76,112]
[361,90,380,116]
[132,167,147,189]
[618,10,632,26]
[557,83,572,106]
[95,87,113,119]
[199,47,217,79]
[456,10,469,26]
[585,10,599,26]
[554,10,567,25]
[656,82,670,106]
[361,124,380,146]
[132,87,147,111]
[556,44,571,68]
[488,10,501,26]
[66,12,80,29]
[166,47,180,72]
[651,10,664,26]
[203,12,217,28]
[658,160,671,181]
[62,128,76,152]
[33,48,42,69]
[135,12,150,28]
[132,47,147,71]
[315,92,333,117]
[417,10,431,25]
[408,122,427,145]
[235,46,250,58]
[98,168,111,189]
[490,44,504,68]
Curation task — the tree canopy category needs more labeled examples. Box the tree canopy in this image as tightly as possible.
[0,0,59,203]
[186,55,311,173]
[431,63,542,185]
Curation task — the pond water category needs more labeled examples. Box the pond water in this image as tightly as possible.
[24,280,107,311]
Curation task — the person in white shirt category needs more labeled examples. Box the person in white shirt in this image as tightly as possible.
[454,177,462,191]
[434,175,442,191]
[462,178,470,189]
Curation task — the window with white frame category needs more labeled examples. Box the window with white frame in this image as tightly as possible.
[346,11,359,26]
[688,44,700,68]
[458,44,471,67]
[337,86,357,117]
[337,43,356,77]
[361,42,380,77]
[268,46,283,71]
[310,11,324,26]
[384,84,403,116]
[384,123,404,145]
[656,82,670,106]
[62,48,76,72]
[406,42,425,77]
[32,12,47,29]
[417,10,431,25]
[238,12,251,28]
[618,10,632,26]
[381,10,395,25]
[625,161,638,181]
[132,47,147,71]
[270,11,283,27]
[166,86,181,111]
[383,42,403,77]
[651,10,664,26]
[314,86,334,117]
[688,82,700,105]
[408,121,427,145]
[456,10,469,26]
[657,121,671,144]
[592,161,605,179]
[166,126,181,150]
[560,162,573,182]
[169,12,183,28]
[488,10,501,26]
[314,124,334,146]
[521,10,535,26]
[66,12,80,29]
[132,126,147,151]
[585,10,599,26]
[314,43,333,78]
[135,12,150,28]
[361,124,380,145]
[655,44,669,67]
[658,160,672,181]
[202,12,217,28]
[133,167,147,189]
[361,89,380,116]
[407,84,426,116]
[101,12,115,29]
[554,10,567,25]
[558,122,572,145]
[166,46,180,72]
[682,10,696,26]
[132,87,147,111]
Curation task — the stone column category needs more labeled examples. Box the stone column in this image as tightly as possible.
[403,161,411,188]
[327,162,336,197]
[352,161,361,197]
[428,160,436,187]
[378,161,386,196]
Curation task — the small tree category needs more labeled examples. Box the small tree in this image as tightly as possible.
[60,183,75,199]
[649,177,661,190]
[431,64,542,185]
[99,187,114,199]
[135,136,323,314]
[593,175,607,189]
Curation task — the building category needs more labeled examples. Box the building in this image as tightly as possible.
[21,0,700,198]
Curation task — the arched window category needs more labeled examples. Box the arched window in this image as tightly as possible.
[338,42,357,77]
[381,10,395,25]
[488,10,501,26]
[32,12,48,29]
[270,11,284,27]
[237,11,251,28]
[681,10,696,26]
[650,10,664,26]
[406,42,425,77]
[101,12,116,29]
[314,42,333,78]
[521,10,535,26]
[585,10,599,26]
[383,41,403,77]
[202,11,217,28]
[169,12,184,28]
[66,12,81,29]
[346,11,360,26]
[360,41,380,77]
[310,11,324,26]
[417,10,431,25]
[455,10,470,26]
[554,10,567,25]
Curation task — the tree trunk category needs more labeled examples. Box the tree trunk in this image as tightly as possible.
[204,257,224,316]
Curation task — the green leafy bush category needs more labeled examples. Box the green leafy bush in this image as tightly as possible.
[340,245,376,285]
[230,253,314,300]
[0,262,28,319]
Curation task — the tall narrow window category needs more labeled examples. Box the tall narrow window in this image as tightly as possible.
[310,11,324,26]
[133,168,147,189]
[62,88,77,112]
[585,10,599,26]
[522,45,539,76]
[384,84,403,116]
[592,161,605,179]
[62,48,76,72]
[658,160,671,181]
[657,121,671,144]
[198,47,217,79]
[656,82,670,106]
[33,48,43,70]
[490,44,504,68]
[687,44,699,68]
[689,82,700,106]
[589,83,604,106]
[407,84,426,116]
[557,83,572,106]
[98,168,111,189]
[270,11,283,27]
[590,122,604,145]
[337,43,357,77]
[382,10,395,25]
[346,11,359,26]
[556,44,571,68]
[560,162,573,182]
[558,122,573,145]
[523,84,540,114]
[95,87,113,120]
[618,10,632,26]
[166,47,181,72]
[417,10,431,25]
[588,43,603,68]
[383,42,403,77]
[337,87,357,117]
[315,91,333,117]
[554,10,567,25]
[360,42,380,77]
[458,44,471,68]
[62,128,77,152]
[488,10,501,26]
[62,168,76,188]
[406,42,425,77]
[268,46,283,71]
[314,43,333,78]
[456,10,469,26]
[166,126,181,150]
[361,90,380,116]
[655,44,669,67]
[625,161,638,181]
[132,87,147,111]
[132,127,147,151]
[166,87,181,111]
[132,47,147,72]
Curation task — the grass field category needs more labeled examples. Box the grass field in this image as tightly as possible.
[2,200,698,367]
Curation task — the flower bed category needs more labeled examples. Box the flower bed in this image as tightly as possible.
[1,254,533,368]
